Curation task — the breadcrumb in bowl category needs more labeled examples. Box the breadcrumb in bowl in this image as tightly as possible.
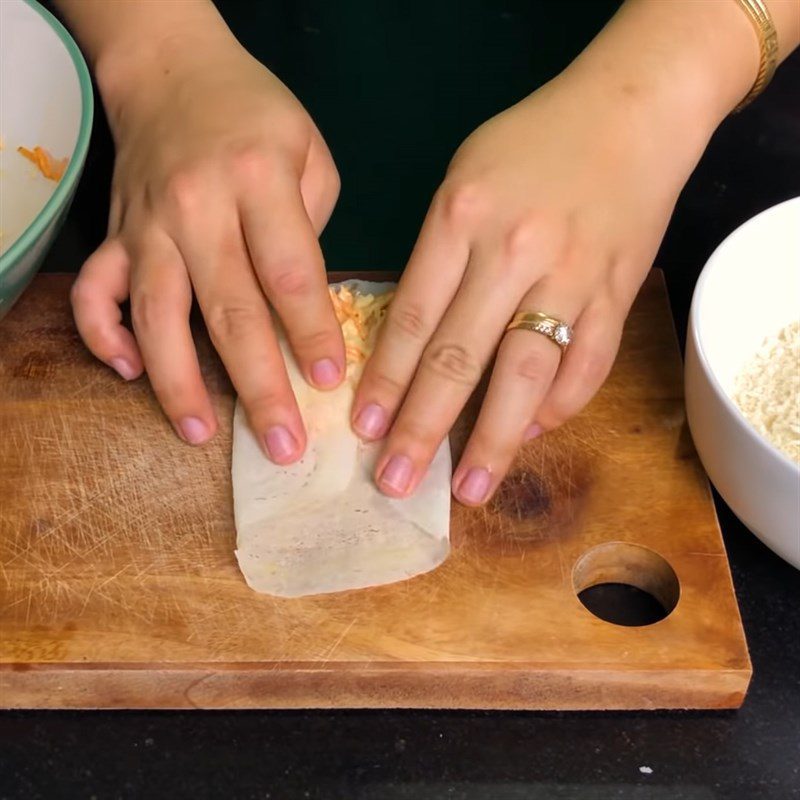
[685,197,800,569]
[734,322,800,464]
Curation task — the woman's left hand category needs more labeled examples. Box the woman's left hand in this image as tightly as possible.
[350,59,715,506]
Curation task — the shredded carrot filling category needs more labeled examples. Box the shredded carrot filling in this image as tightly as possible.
[17,145,69,182]
[329,284,394,365]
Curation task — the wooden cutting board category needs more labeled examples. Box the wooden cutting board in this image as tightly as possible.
[0,272,750,710]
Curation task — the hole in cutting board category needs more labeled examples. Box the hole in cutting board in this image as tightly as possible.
[573,542,680,627]
[577,583,669,627]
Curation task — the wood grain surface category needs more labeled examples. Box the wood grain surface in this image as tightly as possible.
[0,272,751,709]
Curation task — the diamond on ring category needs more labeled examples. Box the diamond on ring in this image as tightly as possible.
[554,323,571,347]
[506,311,573,352]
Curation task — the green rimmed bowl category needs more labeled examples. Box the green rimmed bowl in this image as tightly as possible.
[0,0,93,319]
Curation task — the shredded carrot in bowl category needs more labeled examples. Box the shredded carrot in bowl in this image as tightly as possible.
[17,145,69,182]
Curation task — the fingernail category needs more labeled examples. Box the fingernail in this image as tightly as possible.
[110,357,137,381]
[457,467,492,505]
[524,423,543,442]
[311,358,340,388]
[354,403,387,439]
[265,425,297,463]
[180,416,209,445]
[380,454,414,494]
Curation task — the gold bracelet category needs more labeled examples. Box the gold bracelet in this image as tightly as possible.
[733,0,779,111]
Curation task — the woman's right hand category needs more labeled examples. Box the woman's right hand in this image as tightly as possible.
[70,22,341,463]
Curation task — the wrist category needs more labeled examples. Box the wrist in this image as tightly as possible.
[57,0,239,125]
[96,30,240,136]
[565,0,763,145]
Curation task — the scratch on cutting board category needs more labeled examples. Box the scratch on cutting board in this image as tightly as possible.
[423,578,444,606]
[318,616,359,664]
[4,569,70,617]
[93,564,131,593]
[0,552,10,587]
[3,589,34,614]
[62,529,115,564]
[555,539,567,586]
[40,533,85,565]
[69,369,110,399]
[188,602,244,631]
[78,576,104,617]
[566,448,574,506]
[25,587,34,626]
[189,597,253,639]
[266,594,290,648]
[182,672,216,709]
[6,487,109,564]
[92,585,154,627]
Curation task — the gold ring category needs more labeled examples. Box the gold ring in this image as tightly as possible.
[506,311,573,351]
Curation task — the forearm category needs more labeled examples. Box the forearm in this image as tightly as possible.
[52,0,239,113]
[564,0,799,146]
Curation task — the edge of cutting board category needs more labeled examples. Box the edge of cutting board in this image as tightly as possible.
[0,661,750,710]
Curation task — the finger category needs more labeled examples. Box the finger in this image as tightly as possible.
[239,173,344,390]
[374,249,525,498]
[534,298,623,432]
[452,285,584,506]
[177,215,306,464]
[299,133,340,234]
[352,192,470,440]
[128,230,217,446]
[70,237,143,381]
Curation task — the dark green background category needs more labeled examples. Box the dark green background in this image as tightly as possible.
[228,0,620,266]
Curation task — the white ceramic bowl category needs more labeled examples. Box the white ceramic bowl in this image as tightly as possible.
[686,197,800,569]
[0,0,93,319]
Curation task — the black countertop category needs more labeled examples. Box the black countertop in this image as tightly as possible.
[3,3,799,798]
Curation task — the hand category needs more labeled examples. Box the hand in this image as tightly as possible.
[70,33,341,462]
[352,65,714,505]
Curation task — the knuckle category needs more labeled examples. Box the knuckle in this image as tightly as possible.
[230,147,271,185]
[469,427,516,464]
[242,392,287,421]
[264,263,312,297]
[439,182,487,225]
[423,342,482,385]
[391,416,438,452]
[387,302,429,341]
[292,326,337,354]
[512,348,555,384]
[504,216,542,261]
[163,167,204,214]
[241,396,300,442]
[150,377,189,411]
[538,395,574,430]
[205,303,261,343]
[575,349,614,387]
[131,290,173,333]
[69,277,94,310]
[217,228,246,263]
[367,368,407,398]
[77,325,111,357]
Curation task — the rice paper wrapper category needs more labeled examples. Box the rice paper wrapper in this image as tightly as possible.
[232,280,451,597]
